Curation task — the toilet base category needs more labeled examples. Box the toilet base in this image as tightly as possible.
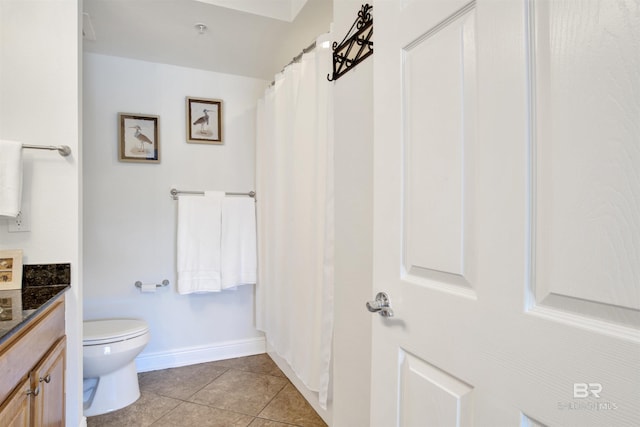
[83,360,141,417]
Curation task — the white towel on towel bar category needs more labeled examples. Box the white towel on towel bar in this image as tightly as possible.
[177,190,224,294]
[0,140,23,217]
[221,196,257,289]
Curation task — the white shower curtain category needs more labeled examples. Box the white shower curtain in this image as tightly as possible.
[256,36,334,409]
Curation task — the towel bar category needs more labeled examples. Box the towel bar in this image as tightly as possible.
[170,188,256,200]
[22,144,72,157]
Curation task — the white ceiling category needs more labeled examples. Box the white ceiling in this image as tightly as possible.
[193,0,309,22]
[83,0,332,80]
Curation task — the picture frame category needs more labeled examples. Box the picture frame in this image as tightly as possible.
[118,113,160,163]
[0,249,23,291]
[186,97,223,144]
[0,290,23,327]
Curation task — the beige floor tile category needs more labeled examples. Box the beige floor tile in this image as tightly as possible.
[249,418,297,427]
[210,353,286,377]
[139,362,228,400]
[258,384,327,427]
[151,401,254,427]
[189,369,288,416]
[88,355,321,427]
[87,391,182,427]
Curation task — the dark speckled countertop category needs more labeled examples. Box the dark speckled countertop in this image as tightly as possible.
[0,263,70,346]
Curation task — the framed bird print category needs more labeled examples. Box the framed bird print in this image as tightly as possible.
[186,97,223,144]
[118,113,160,163]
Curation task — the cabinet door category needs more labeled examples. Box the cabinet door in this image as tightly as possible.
[31,337,66,427]
[0,377,31,427]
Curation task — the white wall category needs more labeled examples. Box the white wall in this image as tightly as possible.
[0,0,83,426]
[331,1,374,426]
[270,0,333,73]
[332,65,374,426]
[83,53,267,368]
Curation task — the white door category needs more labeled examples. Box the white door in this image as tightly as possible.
[371,0,640,426]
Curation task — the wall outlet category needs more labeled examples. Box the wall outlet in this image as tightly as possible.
[8,210,30,232]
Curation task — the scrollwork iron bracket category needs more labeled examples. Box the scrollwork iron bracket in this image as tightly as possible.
[327,4,373,82]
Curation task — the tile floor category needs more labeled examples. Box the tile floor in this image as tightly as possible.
[87,354,327,427]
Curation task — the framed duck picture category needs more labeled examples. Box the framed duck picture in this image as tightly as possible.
[186,97,223,144]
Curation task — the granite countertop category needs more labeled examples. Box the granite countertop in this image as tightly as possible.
[0,263,70,346]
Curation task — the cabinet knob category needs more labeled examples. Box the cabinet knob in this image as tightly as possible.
[40,374,52,383]
[26,386,40,397]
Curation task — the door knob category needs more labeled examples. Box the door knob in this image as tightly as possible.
[366,292,394,317]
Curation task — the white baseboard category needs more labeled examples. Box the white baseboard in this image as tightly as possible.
[135,337,266,373]
[78,417,87,427]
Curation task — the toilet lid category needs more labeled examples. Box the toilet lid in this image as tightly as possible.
[83,319,149,345]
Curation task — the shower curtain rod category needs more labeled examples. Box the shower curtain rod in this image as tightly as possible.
[290,40,317,65]
[269,40,317,86]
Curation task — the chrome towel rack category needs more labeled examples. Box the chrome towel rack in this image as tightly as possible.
[170,188,256,200]
[22,144,72,157]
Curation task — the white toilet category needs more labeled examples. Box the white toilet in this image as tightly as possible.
[82,318,150,417]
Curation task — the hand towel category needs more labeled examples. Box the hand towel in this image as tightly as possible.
[177,191,225,294]
[221,196,257,289]
[0,140,23,217]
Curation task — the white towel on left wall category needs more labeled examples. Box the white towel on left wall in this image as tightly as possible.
[177,191,225,294]
[221,196,257,289]
[0,140,23,217]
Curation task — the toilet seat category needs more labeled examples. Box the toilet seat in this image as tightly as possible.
[83,319,149,346]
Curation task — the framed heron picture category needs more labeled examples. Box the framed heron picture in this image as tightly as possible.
[186,97,223,144]
[118,113,160,163]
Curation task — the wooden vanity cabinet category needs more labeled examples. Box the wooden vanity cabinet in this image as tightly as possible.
[0,296,66,427]
[30,337,66,426]
[0,377,30,427]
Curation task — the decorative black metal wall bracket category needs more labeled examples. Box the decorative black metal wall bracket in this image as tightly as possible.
[327,4,373,82]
